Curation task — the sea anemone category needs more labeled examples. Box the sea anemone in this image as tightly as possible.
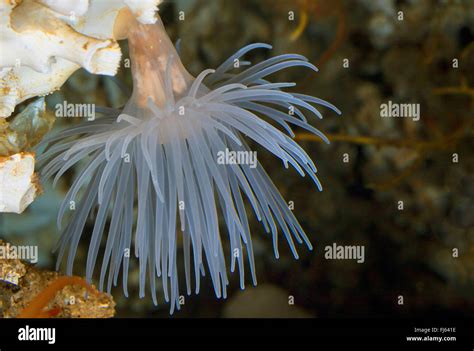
[37,16,341,313]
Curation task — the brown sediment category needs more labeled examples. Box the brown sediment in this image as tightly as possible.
[0,240,115,318]
[17,276,98,318]
[30,171,42,196]
[0,151,33,163]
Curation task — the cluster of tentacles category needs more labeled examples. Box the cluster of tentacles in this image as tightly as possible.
[37,42,340,313]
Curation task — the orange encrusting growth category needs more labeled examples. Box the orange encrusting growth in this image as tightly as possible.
[35,306,62,318]
[17,276,97,318]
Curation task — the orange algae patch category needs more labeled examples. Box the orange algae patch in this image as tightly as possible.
[17,276,98,318]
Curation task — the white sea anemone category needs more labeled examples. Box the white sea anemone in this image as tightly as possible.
[37,17,341,313]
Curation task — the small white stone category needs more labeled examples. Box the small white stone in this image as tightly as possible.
[0,153,39,214]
